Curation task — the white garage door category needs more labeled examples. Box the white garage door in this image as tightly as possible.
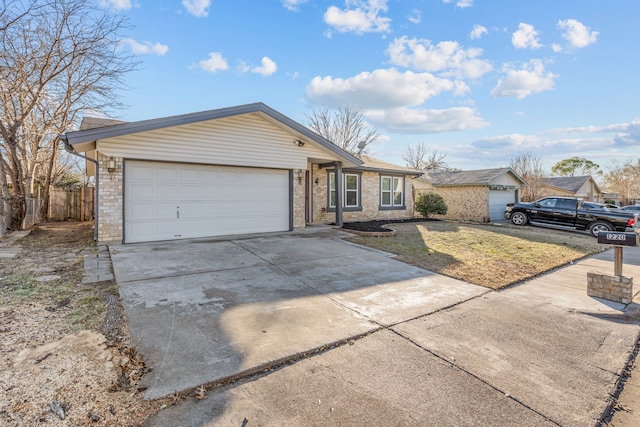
[488,189,517,222]
[124,161,290,243]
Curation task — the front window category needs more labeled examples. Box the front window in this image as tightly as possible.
[380,176,404,208]
[329,172,360,209]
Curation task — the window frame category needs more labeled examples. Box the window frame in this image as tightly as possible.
[379,175,406,210]
[327,171,362,212]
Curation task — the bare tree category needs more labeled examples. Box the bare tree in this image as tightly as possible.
[509,152,546,202]
[0,0,136,230]
[304,106,379,156]
[604,159,640,205]
[403,142,449,171]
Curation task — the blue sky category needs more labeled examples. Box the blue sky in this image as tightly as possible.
[100,0,640,173]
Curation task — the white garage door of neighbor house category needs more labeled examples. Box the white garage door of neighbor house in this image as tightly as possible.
[124,161,290,243]
[488,190,516,222]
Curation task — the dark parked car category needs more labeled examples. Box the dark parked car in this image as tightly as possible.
[505,197,639,237]
[622,205,640,212]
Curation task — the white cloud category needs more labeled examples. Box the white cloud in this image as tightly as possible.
[324,0,391,35]
[408,8,421,24]
[251,57,278,76]
[366,106,488,133]
[512,23,543,49]
[490,59,557,99]
[546,118,640,147]
[100,0,132,10]
[121,38,168,56]
[551,43,563,53]
[183,0,211,17]
[386,37,492,79]
[306,68,461,109]
[442,0,474,8]
[282,0,307,11]
[558,19,598,48]
[199,52,229,73]
[470,24,488,40]
[472,133,541,150]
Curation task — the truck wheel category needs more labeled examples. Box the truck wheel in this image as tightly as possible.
[589,221,613,237]
[510,212,528,226]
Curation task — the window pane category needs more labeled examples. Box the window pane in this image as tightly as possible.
[346,190,357,206]
[329,173,335,190]
[381,177,391,191]
[393,192,402,205]
[345,175,357,190]
[393,177,402,192]
[382,192,391,205]
[330,190,336,207]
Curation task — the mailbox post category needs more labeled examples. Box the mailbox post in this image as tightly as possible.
[597,231,639,276]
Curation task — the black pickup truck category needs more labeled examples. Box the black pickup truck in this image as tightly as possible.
[504,197,639,237]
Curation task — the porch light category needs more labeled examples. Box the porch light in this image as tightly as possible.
[106,157,119,174]
[294,139,305,147]
[296,170,304,184]
[315,177,320,185]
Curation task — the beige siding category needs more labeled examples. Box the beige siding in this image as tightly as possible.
[97,114,334,170]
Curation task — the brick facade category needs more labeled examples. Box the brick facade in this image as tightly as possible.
[587,272,634,304]
[415,186,489,222]
[96,153,123,243]
[292,169,306,229]
[310,165,414,224]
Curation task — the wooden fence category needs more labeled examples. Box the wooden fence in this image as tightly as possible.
[48,187,94,221]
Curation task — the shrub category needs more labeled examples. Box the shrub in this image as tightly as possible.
[415,192,448,218]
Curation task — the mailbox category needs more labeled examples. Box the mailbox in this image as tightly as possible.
[597,231,639,246]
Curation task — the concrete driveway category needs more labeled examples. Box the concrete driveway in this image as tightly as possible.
[110,227,640,427]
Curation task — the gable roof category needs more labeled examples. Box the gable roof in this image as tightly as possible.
[421,167,526,186]
[541,176,599,193]
[62,102,363,167]
[354,155,422,176]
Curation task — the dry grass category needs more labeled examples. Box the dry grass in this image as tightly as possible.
[346,221,605,289]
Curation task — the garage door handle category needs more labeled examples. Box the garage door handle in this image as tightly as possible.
[177,209,179,219]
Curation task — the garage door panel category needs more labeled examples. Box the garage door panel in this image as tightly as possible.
[178,185,200,201]
[489,190,516,222]
[125,161,290,243]
[155,185,177,202]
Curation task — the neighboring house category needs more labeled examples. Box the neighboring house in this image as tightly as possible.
[540,176,603,202]
[61,103,418,244]
[413,168,527,222]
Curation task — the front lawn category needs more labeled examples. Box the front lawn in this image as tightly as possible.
[345,221,605,289]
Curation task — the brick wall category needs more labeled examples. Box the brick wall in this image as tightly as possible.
[96,153,123,243]
[310,165,414,224]
[587,272,633,304]
[415,186,489,222]
[292,169,306,229]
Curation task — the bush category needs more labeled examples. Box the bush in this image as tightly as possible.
[415,192,448,218]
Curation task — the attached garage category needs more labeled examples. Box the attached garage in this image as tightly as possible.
[61,103,363,244]
[124,161,290,243]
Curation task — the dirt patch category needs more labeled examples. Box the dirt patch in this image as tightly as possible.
[0,222,167,426]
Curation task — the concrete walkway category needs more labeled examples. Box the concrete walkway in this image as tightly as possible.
[107,228,640,427]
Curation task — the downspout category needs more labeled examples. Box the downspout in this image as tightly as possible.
[61,135,99,242]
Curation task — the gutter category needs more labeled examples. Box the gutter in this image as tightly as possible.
[60,135,99,242]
